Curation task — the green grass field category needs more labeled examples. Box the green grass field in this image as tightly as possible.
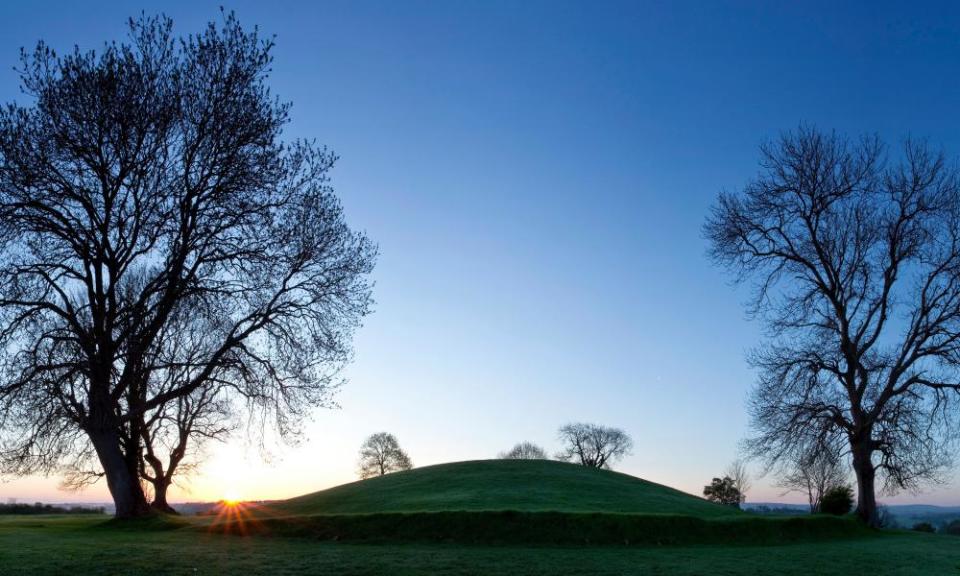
[3,460,960,575]
[2,515,959,575]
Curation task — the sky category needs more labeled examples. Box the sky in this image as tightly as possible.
[1,0,960,507]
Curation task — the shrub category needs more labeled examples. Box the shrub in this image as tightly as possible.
[703,476,743,508]
[498,442,548,460]
[942,520,960,535]
[819,485,854,516]
[912,522,936,533]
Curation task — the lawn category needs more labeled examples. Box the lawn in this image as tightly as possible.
[2,515,960,576]
[4,462,958,575]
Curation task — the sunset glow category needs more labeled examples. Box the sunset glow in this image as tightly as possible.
[222,491,242,506]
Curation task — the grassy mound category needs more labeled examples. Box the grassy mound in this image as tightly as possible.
[200,460,871,547]
[276,459,739,517]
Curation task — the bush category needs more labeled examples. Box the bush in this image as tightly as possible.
[819,485,854,516]
[942,520,960,535]
[0,502,105,515]
[912,522,936,533]
[703,477,743,509]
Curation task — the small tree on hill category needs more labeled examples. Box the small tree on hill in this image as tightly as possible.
[556,423,632,469]
[499,442,548,460]
[357,432,412,479]
[703,476,743,508]
[820,485,854,516]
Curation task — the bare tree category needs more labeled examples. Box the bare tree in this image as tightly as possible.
[357,432,412,479]
[724,459,752,501]
[556,423,632,469]
[777,443,848,513]
[498,442,548,460]
[0,13,376,518]
[139,386,233,514]
[705,127,960,526]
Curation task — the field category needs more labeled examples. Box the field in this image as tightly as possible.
[2,461,960,575]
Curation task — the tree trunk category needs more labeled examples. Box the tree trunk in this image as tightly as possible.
[852,443,878,527]
[150,479,178,515]
[89,428,152,518]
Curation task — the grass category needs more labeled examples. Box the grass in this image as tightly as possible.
[227,459,864,546]
[276,459,740,517]
[213,509,870,546]
[2,515,960,575]
[3,461,960,575]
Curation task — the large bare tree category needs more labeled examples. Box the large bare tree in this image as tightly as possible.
[556,422,632,469]
[705,127,960,526]
[0,14,376,517]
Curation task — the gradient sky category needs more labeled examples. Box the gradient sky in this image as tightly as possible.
[2,0,960,506]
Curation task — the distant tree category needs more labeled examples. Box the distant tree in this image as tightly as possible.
[724,459,752,501]
[776,442,848,513]
[703,476,743,508]
[555,423,632,469]
[499,442,548,460]
[0,13,376,518]
[705,127,960,526]
[819,485,855,516]
[912,522,936,533]
[358,433,412,479]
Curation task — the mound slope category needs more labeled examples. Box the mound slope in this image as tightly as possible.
[276,459,739,518]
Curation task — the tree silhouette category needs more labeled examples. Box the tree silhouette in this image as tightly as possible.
[357,432,412,479]
[498,442,548,460]
[723,459,752,502]
[556,423,632,469]
[703,476,743,508]
[706,127,960,526]
[776,441,848,513]
[0,13,376,518]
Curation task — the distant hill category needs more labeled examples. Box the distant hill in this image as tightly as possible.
[745,502,960,515]
[276,459,741,518]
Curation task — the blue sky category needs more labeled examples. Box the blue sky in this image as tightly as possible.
[2,0,960,505]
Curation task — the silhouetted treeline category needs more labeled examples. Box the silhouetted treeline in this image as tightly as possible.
[744,506,809,516]
[0,502,105,515]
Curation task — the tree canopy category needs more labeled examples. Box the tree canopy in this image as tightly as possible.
[556,423,632,469]
[0,13,376,517]
[706,126,960,526]
[357,432,412,479]
[498,442,548,460]
[703,476,743,508]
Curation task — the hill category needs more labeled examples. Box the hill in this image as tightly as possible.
[206,460,868,546]
[275,459,740,517]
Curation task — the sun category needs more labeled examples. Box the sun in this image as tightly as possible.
[222,490,242,506]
